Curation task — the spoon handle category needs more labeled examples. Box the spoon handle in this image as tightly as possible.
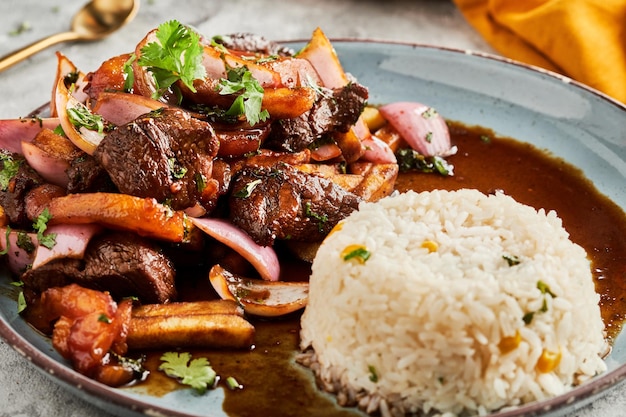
[0,31,83,72]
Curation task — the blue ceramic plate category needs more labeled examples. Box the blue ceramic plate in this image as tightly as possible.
[1,40,626,417]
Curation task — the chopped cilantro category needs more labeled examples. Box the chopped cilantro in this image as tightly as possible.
[502,254,521,266]
[342,245,371,264]
[17,291,27,313]
[304,202,328,232]
[218,66,269,126]
[537,280,557,297]
[98,314,112,324]
[396,149,453,176]
[368,365,379,383]
[52,124,66,136]
[33,208,57,249]
[0,153,22,191]
[66,105,106,134]
[195,173,207,193]
[168,157,187,179]
[421,107,438,119]
[138,20,207,100]
[16,231,35,253]
[225,376,243,390]
[0,227,10,256]
[159,352,217,394]
[123,54,136,92]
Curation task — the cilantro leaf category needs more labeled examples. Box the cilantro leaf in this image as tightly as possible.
[66,104,106,134]
[123,53,136,92]
[33,208,57,249]
[218,66,269,126]
[138,20,206,100]
[0,154,22,191]
[159,352,217,394]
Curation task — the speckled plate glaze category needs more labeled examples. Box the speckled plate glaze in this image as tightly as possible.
[1,40,626,417]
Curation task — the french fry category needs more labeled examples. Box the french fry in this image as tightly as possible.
[348,162,399,202]
[131,299,243,318]
[127,300,255,350]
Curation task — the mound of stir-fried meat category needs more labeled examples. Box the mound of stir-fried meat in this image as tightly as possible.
[0,23,454,388]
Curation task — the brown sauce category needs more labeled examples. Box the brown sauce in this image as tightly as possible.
[124,121,626,416]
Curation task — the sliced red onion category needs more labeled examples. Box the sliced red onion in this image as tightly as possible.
[21,141,70,187]
[55,77,105,155]
[92,92,165,126]
[379,102,452,157]
[0,228,37,274]
[190,217,280,282]
[31,224,101,269]
[361,135,397,164]
[0,118,60,154]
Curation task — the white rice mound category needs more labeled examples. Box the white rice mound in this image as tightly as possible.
[299,189,607,417]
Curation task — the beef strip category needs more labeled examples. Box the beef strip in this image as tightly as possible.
[93,108,220,211]
[0,150,44,228]
[228,163,361,246]
[265,81,369,153]
[66,154,116,194]
[21,231,177,304]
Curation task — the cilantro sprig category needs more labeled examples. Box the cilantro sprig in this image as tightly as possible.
[33,208,57,250]
[218,66,269,126]
[138,20,207,100]
[159,352,217,394]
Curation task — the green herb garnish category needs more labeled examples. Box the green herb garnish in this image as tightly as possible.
[304,201,328,232]
[33,208,57,249]
[168,157,188,179]
[343,246,372,263]
[537,280,557,298]
[0,226,10,256]
[218,66,269,126]
[98,314,112,324]
[66,105,106,134]
[368,365,379,383]
[123,54,136,92]
[522,280,557,325]
[225,376,243,390]
[52,124,66,136]
[195,173,207,193]
[502,254,521,266]
[0,153,22,191]
[138,20,206,100]
[396,149,453,176]
[421,107,438,119]
[16,291,27,313]
[16,231,35,253]
[159,352,217,394]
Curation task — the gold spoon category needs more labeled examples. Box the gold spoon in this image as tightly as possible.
[0,0,140,72]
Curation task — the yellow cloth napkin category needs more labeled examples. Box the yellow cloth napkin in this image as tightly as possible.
[453,0,626,104]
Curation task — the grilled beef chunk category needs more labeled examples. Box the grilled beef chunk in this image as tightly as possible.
[66,154,116,194]
[265,82,368,153]
[21,232,176,304]
[0,151,44,228]
[228,163,361,246]
[211,33,293,56]
[93,108,220,211]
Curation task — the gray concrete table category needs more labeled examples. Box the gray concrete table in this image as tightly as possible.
[0,0,623,416]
